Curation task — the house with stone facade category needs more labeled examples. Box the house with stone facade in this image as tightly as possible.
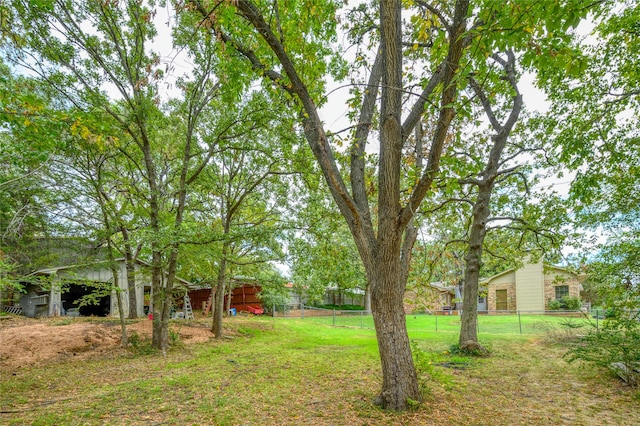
[482,261,585,312]
[404,282,456,314]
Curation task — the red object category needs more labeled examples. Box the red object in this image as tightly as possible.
[245,305,264,315]
[148,314,153,320]
[188,283,265,315]
[228,284,264,314]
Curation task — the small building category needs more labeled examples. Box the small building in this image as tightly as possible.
[404,282,456,314]
[188,281,264,315]
[483,261,585,312]
[21,259,194,318]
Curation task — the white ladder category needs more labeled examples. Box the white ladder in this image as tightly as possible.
[183,294,194,320]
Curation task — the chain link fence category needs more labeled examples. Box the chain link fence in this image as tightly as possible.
[269,304,638,336]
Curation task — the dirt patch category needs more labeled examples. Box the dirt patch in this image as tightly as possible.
[0,315,216,370]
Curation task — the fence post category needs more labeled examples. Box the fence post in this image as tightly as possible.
[518,311,522,335]
[301,303,304,319]
[333,309,336,326]
[435,312,438,332]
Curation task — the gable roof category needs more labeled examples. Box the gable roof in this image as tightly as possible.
[480,263,583,285]
[28,258,196,289]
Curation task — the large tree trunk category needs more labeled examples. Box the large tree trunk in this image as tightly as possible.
[459,187,491,345]
[369,0,421,410]
[225,0,469,411]
[370,252,420,410]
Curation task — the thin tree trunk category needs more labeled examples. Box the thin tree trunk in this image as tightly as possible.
[151,250,167,350]
[226,281,233,315]
[121,228,138,319]
[115,279,128,348]
[212,240,230,337]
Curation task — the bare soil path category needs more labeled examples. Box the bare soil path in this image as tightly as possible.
[0,315,214,370]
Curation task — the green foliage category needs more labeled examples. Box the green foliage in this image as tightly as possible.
[566,314,640,387]
[563,296,582,311]
[536,2,639,321]
[128,331,156,356]
[547,296,581,311]
[410,340,459,396]
[0,252,23,298]
[168,328,182,348]
[288,178,367,305]
[257,281,289,313]
[449,342,490,358]
[547,299,563,311]
[314,304,364,311]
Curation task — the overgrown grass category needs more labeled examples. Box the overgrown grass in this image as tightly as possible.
[1,316,637,425]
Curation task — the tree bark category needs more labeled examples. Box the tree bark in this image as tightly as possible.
[367,0,421,410]
[364,285,371,312]
[370,263,420,409]
[459,186,491,344]
[115,278,128,348]
[226,281,233,315]
[122,229,137,319]
[459,52,522,347]
[212,238,230,337]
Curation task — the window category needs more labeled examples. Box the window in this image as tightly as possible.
[478,296,486,304]
[555,285,569,300]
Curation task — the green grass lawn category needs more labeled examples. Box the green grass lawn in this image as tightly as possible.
[1,316,638,425]
[302,310,598,337]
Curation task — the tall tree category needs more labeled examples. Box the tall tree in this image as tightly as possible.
[537,1,639,306]
[457,51,523,347]
[187,0,593,409]
[46,117,145,320]
[195,94,295,337]
[2,0,256,350]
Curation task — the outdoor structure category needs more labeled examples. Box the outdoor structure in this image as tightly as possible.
[228,284,263,314]
[188,282,264,315]
[285,282,305,306]
[20,259,194,318]
[284,282,365,308]
[403,282,456,314]
[483,261,585,312]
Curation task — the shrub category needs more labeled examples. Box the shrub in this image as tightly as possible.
[547,296,581,311]
[128,331,155,355]
[562,296,582,311]
[565,314,640,387]
[547,299,563,310]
